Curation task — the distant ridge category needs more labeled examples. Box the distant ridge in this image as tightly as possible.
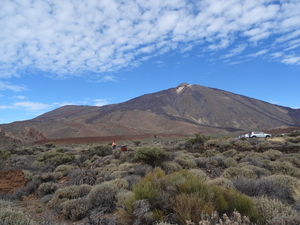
[1,83,300,141]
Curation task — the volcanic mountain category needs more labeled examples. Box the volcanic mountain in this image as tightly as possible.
[1,83,300,140]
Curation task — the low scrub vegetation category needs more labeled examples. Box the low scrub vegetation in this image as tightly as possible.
[0,133,300,224]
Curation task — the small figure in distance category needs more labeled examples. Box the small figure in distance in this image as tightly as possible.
[111,141,116,149]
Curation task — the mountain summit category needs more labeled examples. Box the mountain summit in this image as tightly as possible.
[2,83,300,140]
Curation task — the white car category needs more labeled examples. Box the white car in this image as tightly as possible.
[249,131,272,138]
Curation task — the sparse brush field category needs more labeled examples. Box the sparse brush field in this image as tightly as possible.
[1,132,300,225]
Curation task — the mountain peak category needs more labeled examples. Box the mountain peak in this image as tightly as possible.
[176,83,190,93]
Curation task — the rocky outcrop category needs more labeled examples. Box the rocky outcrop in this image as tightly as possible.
[23,127,47,140]
[0,127,22,147]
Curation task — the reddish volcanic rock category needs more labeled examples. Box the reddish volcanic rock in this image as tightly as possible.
[0,169,29,193]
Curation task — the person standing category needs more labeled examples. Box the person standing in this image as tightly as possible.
[111,141,116,149]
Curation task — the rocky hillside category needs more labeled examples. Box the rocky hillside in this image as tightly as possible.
[1,83,300,140]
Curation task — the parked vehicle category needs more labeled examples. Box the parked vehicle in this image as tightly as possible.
[238,133,249,139]
[249,131,272,138]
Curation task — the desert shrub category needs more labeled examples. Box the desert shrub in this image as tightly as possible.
[222,149,238,157]
[172,193,214,224]
[263,149,283,160]
[45,142,54,148]
[50,184,91,212]
[116,190,134,208]
[206,177,235,189]
[205,139,222,148]
[194,157,206,168]
[0,199,14,208]
[198,210,254,225]
[87,182,118,210]
[39,151,75,166]
[187,132,210,145]
[0,149,11,168]
[202,149,221,157]
[174,153,197,169]
[120,169,261,224]
[68,168,96,185]
[292,136,300,143]
[233,152,247,161]
[134,147,170,167]
[40,172,57,182]
[0,208,31,225]
[234,140,252,150]
[111,170,128,179]
[278,155,300,167]
[188,169,209,181]
[268,161,300,177]
[132,140,141,146]
[252,196,300,225]
[160,161,182,174]
[61,198,91,221]
[222,167,258,179]
[38,182,58,197]
[86,207,118,225]
[124,175,142,189]
[54,164,75,176]
[86,145,113,158]
[240,157,266,168]
[242,165,271,178]
[256,141,273,149]
[262,175,298,192]
[107,178,129,190]
[224,157,238,168]
[232,176,293,203]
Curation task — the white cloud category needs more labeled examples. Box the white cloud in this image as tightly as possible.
[94,99,109,106]
[0,82,27,92]
[221,44,248,59]
[0,0,299,79]
[12,95,26,100]
[248,49,269,58]
[281,55,300,65]
[97,75,117,82]
[13,101,51,111]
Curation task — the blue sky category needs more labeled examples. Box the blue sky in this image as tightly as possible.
[1,0,300,124]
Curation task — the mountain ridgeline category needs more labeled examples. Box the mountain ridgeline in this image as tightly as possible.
[2,83,300,140]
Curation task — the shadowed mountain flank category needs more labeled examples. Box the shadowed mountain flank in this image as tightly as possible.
[1,83,300,140]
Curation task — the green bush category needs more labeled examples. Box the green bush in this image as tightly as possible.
[174,153,197,169]
[268,161,300,177]
[234,140,252,149]
[206,177,235,189]
[38,182,58,197]
[87,182,118,209]
[222,167,258,179]
[61,198,90,221]
[132,140,141,146]
[0,208,31,225]
[54,164,75,176]
[86,145,113,158]
[253,196,300,224]
[50,184,91,211]
[160,161,182,174]
[263,149,283,160]
[134,147,170,167]
[224,157,238,168]
[187,132,210,145]
[38,151,75,166]
[120,169,261,224]
[188,169,209,181]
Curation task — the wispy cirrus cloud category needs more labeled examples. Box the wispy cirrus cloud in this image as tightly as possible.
[0,0,300,80]
[0,81,27,92]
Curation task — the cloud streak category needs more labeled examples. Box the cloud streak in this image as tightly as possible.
[1,0,300,79]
